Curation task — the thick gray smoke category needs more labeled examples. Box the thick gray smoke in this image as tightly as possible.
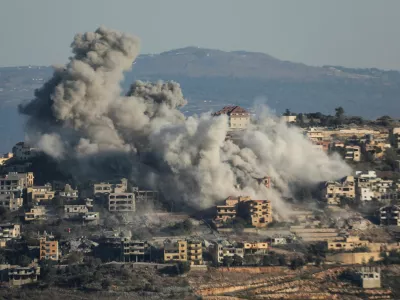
[20,27,351,217]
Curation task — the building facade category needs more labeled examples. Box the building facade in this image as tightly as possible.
[212,106,250,130]
[323,176,355,205]
[380,205,400,226]
[25,206,47,222]
[39,234,59,261]
[108,193,135,212]
[12,142,38,161]
[239,200,272,228]
[164,239,187,262]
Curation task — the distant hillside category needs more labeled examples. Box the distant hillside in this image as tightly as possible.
[0,47,400,151]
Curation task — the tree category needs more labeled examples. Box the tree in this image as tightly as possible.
[232,254,243,266]
[181,219,193,234]
[284,109,291,116]
[17,255,31,267]
[222,256,233,267]
[290,257,305,270]
[176,261,191,274]
[335,107,345,119]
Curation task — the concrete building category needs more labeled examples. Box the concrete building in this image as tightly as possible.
[108,193,135,212]
[239,200,272,228]
[0,153,13,166]
[355,266,381,289]
[64,205,89,217]
[212,106,250,130]
[345,145,361,162]
[358,187,375,202]
[390,127,400,149]
[327,236,369,251]
[12,142,38,161]
[121,238,151,262]
[58,184,78,202]
[164,239,187,262]
[323,176,355,205]
[39,233,59,261]
[210,240,244,265]
[187,239,203,265]
[306,127,324,142]
[134,189,159,207]
[0,172,34,195]
[379,205,400,226]
[215,205,237,226]
[82,212,99,223]
[281,115,297,123]
[7,265,40,286]
[93,178,128,196]
[0,192,23,212]
[240,241,268,254]
[0,224,21,247]
[27,184,55,204]
[25,206,47,222]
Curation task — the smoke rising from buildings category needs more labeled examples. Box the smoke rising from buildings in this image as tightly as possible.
[19,27,351,216]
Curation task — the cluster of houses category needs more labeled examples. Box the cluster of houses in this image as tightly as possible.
[322,170,400,206]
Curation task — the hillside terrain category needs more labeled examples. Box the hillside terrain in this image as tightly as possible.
[0,47,400,151]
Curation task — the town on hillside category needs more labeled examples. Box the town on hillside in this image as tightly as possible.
[0,105,399,299]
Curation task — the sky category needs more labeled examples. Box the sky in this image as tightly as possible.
[0,0,399,69]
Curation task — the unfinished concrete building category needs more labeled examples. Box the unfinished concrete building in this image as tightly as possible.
[93,178,128,196]
[322,176,355,205]
[355,266,381,289]
[238,200,272,228]
[379,205,400,226]
[164,239,187,262]
[25,206,47,222]
[108,193,135,212]
[7,266,40,287]
[210,240,244,265]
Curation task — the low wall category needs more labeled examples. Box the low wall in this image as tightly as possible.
[326,252,382,264]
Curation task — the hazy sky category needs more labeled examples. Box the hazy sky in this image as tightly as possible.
[1,0,399,69]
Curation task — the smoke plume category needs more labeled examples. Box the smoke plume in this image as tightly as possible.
[20,27,351,216]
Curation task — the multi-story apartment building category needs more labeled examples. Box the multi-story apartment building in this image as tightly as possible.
[25,206,47,222]
[0,192,23,212]
[39,233,59,261]
[238,200,272,228]
[345,145,361,162]
[215,205,237,226]
[323,176,355,205]
[121,238,151,262]
[0,172,34,195]
[187,239,203,265]
[379,205,400,226]
[12,142,38,161]
[108,193,135,212]
[281,115,297,123]
[212,106,250,130]
[164,239,187,262]
[93,178,128,196]
[27,184,54,204]
[210,240,244,265]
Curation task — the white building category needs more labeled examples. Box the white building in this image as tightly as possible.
[358,188,374,201]
[212,106,250,130]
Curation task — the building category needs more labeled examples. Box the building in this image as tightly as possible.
[64,205,89,218]
[238,200,272,228]
[121,238,151,262]
[0,224,21,247]
[240,241,268,254]
[345,145,361,162]
[164,239,187,262]
[27,184,55,204]
[390,127,400,149]
[108,193,135,212]
[322,176,355,205]
[0,172,34,195]
[215,205,237,226]
[58,184,78,202]
[0,192,23,211]
[12,142,38,161]
[281,115,297,123]
[7,265,40,286]
[210,240,244,265]
[82,212,99,223]
[25,206,47,222]
[355,266,381,289]
[39,233,59,261]
[379,205,400,226]
[134,189,159,207]
[306,128,324,142]
[357,187,375,202]
[212,106,250,130]
[93,178,128,196]
[187,239,203,265]
[327,236,369,251]
[0,153,13,166]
